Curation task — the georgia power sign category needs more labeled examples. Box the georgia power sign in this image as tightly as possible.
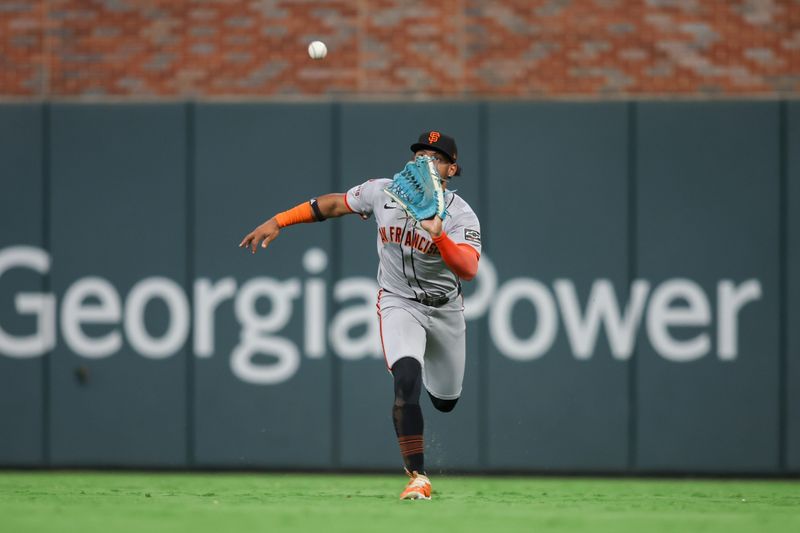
[0,245,761,385]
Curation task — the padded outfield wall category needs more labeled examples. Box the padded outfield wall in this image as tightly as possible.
[0,101,796,474]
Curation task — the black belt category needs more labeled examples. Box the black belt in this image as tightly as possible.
[385,286,462,308]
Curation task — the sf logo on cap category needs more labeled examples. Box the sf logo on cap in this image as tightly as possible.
[428,131,441,143]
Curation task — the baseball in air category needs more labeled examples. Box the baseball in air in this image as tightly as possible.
[308,40,327,60]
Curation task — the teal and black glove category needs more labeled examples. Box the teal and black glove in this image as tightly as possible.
[383,155,447,222]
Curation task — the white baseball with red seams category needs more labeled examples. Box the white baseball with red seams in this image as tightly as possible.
[308,41,327,59]
[345,178,481,398]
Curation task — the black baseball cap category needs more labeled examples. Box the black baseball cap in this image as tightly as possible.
[410,131,462,176]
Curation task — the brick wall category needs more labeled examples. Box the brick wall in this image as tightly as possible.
[1,0,799,98]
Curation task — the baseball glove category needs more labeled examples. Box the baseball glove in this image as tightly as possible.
[383,155,447,221]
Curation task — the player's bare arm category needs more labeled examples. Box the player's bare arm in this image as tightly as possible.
[238,193,351,254]
[419,216,443,237]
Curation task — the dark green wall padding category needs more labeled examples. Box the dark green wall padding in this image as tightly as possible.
[0,102,794,474]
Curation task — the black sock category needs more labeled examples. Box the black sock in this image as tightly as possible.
[391,357,425,475]
[393,404,424,474]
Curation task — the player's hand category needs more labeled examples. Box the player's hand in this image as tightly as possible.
[420,216,443,238]
[239,218,281,254]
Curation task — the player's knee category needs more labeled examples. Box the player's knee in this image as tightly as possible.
[427,391,458,413]
[392,357,422,407]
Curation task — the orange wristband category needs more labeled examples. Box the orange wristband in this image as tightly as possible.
[275,202,316,228]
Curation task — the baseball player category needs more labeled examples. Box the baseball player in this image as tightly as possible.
[239,131,481,500]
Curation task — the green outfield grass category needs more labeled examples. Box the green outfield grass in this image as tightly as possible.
[0,472,798,533]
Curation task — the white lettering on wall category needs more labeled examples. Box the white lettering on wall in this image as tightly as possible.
[717,279,762,361]
[194,277,237,358]
[0,246,54,358]
[464,255,497,320]
[555,279,650,360]
[303,248,328,360]
[0,246,765,385]
[329,278,382,360]
[124,277,190,359]
[490,278,558,361]
[232,277,300,384]
[61,277,121,358]
[646,279,711,362]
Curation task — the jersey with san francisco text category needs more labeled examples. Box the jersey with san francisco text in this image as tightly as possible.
[345,178,482,301]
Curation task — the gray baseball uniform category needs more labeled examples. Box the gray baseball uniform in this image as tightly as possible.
[345,178,481,399]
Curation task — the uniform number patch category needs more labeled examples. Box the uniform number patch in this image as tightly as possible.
[464,228,481,245]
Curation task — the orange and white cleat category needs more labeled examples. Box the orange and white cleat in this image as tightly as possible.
[399,470,432,500]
